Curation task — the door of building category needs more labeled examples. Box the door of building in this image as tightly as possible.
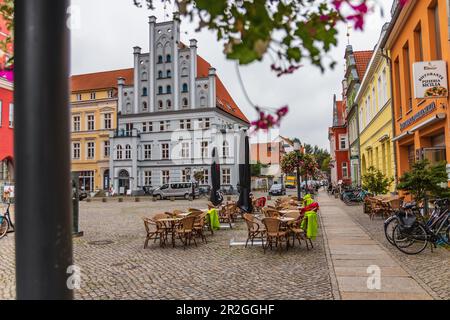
[118,170,130,194]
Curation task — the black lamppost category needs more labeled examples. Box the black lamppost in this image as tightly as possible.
[294,140,302,200]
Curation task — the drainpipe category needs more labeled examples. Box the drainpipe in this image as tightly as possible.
[381,49,399,192]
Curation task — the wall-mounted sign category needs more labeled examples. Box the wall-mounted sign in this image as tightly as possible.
[413,60,448,98]
[400,102,436,131]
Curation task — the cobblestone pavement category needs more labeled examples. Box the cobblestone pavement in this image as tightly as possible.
[318,192,450,300]
[0,194,334,300]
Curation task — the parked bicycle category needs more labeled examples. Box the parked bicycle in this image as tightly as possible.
[391,198,450,255]
[342,188,369,205]
[0,203,14,239]
[384,201,422,245]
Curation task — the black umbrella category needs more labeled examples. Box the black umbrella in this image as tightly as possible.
[237,132,253,213]
[210,147,223,206]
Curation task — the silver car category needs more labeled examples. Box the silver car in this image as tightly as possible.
[152,182,199,200]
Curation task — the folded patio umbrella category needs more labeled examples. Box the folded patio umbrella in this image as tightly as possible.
[237,132,253,213]
[210,147,223,206]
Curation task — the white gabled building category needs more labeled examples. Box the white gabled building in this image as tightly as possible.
[109,14,250,194]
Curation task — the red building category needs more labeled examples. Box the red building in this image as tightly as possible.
[0,77,13,186]
[329,95,351,186]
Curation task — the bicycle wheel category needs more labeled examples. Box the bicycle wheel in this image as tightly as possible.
[392,224,428,255]
[0,216,9,239]
[439,224,450,245]
[384,217,398,246]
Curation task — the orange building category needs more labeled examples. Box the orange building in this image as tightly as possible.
[384,0,450,181]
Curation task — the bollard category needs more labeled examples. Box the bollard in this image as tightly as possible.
[135,197,140,202]
[102,197,107,203]
[170,196,175,202]
[118,197,123,202]
[152,196,157,202]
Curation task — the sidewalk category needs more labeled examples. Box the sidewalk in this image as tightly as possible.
[318,192,433,300]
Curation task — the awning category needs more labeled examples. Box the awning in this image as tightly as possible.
[409,113,446,133]
[391,131,413,142]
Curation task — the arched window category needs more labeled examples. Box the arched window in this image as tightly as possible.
[166,70,171,78]
[126,103,132,113]
[200,96,206,107]
[222,141,229,157]
[166,54,171,62]
[158,55,163,63]
[182,98,188,107]
[158,100,163,109]
[158,70,163,78]
[182,83,188,93]
[181,67,188,76]
[142,101,148,111]
[142,72,148,81]
[142,87,148,96]
[166,85,172,94]
[116,145,123,160]
[125,145,131,159]
[166,100,172,108]
[158,86,163,94]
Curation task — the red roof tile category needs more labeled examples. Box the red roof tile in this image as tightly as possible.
[70,57,249,124]
[71,69,134,92]
[353,50,373,80]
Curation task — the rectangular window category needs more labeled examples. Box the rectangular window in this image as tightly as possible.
[402,42,412,112]
[104,141,110,158]
[342,162,348,178]
[144,144,152,160]
[87,142,95,159]
[76,94,82,101]
[143,122,147,132]
[394,57,402,118]
[165,120,170,130]
[339,136,347,150]
[160,121,164,131]
[382,68,387,104]
[161,170,170,184]
[104,113,112,129]
[186,119,191,130]
[222,168,231,184]
[414,22,423,62]
[201,169,209,184]
[108,90,114,98]
[181,169,191,182]
[180,120,185,129]
[204,118,210,128]
[8,103,13,127]
[201,141,209,158]
[377,76,383,107]
[428,2,442,60]
[90,92,96,100]
[73,115,81,132]
[161,143,169,159]
[87,114,95,131]
[72,142,80,159]
[181,142,190,158]
[144,171,152,186]
[372,87,376,113]
[125,123,133,136]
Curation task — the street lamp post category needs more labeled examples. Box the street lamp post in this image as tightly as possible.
[294,140,302,200]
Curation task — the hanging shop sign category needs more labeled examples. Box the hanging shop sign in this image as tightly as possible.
[400,102,436,131]
[413,60,448,98]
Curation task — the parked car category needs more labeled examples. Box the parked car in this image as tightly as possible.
[152,182,199,200]
[198,185,211,198]
[269,184,286,196]
[142,186,154,195]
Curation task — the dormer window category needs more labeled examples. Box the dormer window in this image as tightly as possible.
[90,92,96,100]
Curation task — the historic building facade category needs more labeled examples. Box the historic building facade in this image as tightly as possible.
[385,0,450,181]
[109,14,249,194]
[357,24,396,192]
[329,95,350,186]
[70,69,133,192]
[0,77,13,188]
[343,46,373,187]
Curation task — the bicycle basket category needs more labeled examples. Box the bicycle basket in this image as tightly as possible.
[398,215,417,229]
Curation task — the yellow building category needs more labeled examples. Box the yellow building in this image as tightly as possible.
[70,69,133,192]
[357,25,396,192]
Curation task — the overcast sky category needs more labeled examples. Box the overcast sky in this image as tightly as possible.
[70,0,392,151]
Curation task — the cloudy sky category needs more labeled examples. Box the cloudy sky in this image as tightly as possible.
[70,0,393,150]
